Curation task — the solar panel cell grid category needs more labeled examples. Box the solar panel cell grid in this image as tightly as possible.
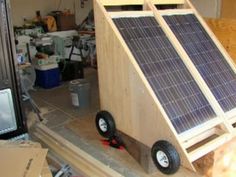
[164,14,236,112]
[113,16,216,134]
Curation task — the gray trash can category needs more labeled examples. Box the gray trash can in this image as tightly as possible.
[69,79,91,109]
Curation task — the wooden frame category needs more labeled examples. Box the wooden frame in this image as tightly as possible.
[98,0,185,6]
[34,124,123,177]
[94,0,235,174]
[147,1,234,131]
[147,3,232,134]
[94,0,194,171]
[150,0,236,127]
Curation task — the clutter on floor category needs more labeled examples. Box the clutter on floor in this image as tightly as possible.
[15,9,96,92]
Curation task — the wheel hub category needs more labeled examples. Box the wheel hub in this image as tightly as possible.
[98,118,108,132]
[156,150,169,168]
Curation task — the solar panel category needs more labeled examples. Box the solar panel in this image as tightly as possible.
[164,14,236,113]
[113,16,216,134]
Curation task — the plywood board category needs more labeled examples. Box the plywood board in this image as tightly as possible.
[206,18,236,63]
[221,0,236,19]
[99,0,185,6]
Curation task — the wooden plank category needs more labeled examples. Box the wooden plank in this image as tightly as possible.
[94,0,195,172]
[99,0,144,6]
[221,0,236,19]
[182,128,221,149]
[151,0,185,5]
[99,0,185,6]
[158,9,193,15]
[179,118,224,142]
[205,18,236,64]
[109,11,153,18]
[36,132,113,177]
[117,131,158,174]
[189,134,231,162]
[35,124,123,177]
[226,108,236,121]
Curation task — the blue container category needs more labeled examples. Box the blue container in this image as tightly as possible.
[35,67,60,89]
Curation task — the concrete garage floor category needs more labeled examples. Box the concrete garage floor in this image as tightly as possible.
[29,68,149,177]
[30,68,100,126]
[28,68,232,177]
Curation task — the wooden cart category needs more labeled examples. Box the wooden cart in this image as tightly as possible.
[94,0,236,175]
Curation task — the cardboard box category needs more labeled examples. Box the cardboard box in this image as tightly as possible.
[0,141,52,177]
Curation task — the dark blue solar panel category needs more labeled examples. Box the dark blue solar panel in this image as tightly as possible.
[113,16,216,134]
[164,14,236,112]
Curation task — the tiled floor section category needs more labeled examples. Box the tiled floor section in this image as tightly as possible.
[29,68,145,177]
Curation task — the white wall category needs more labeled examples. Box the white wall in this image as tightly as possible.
[10,0,220,26]
[10,0,93,26]
[190,0,221,18]
[56,0,93,25]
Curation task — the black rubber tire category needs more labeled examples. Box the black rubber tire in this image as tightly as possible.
[95,111,116,138]
[151,140,180,174]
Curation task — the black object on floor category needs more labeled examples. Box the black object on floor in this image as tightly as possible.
[59,59,84,81]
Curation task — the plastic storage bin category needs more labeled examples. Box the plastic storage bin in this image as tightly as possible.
[35,64,60,89]
[69,79,90,109]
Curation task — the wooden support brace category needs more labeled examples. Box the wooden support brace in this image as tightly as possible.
[34,124,124,177]
[117,131,157,174]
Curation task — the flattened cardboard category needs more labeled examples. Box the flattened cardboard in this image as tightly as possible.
[0,147,47,177]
